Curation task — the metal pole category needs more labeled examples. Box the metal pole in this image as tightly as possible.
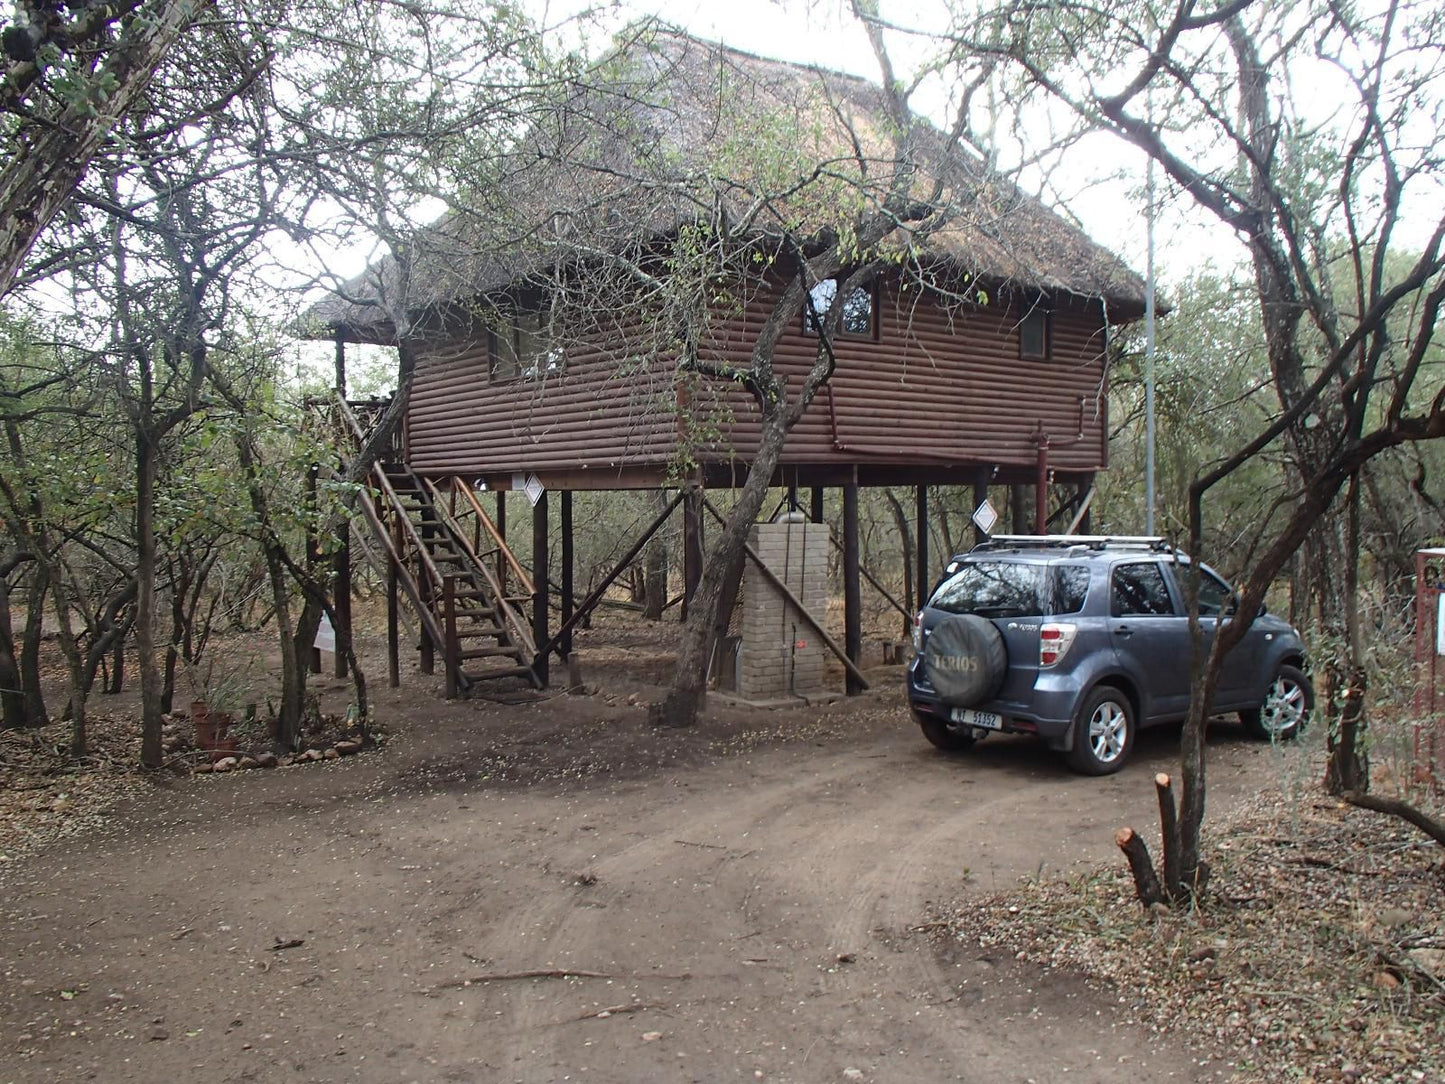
[1145,113,1158,536]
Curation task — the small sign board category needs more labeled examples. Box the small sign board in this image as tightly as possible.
[313,612,336,653]
[1437,594,1445,657]
[972,498,999,536]
[523,473,545,508]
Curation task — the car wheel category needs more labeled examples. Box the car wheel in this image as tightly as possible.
[916,712,978,753]
[1240,664,1313,741]
[1067,686,1134,775]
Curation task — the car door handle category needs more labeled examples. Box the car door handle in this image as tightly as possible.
[1114,625,1133,637]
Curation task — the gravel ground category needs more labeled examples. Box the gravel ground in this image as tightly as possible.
[939,778,1445,1084]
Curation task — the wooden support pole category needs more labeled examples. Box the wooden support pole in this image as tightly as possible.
[682,486,703,620]
[532,491,550,687]
[386,554,400,689]
[810,486,824,524]
[443,576,458,701]
[973,468,990,546]
[843,479,863,696]
[495,490,507,590]
[915,484,929,612]
[333,523,351,678]
[560,490,574,658]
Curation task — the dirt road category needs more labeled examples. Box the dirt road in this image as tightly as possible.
[0,676,1273,1083]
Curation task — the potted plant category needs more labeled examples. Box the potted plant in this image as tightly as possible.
[185,658,250,757]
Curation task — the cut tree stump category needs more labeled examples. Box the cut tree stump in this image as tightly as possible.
[1115,827,1164,909]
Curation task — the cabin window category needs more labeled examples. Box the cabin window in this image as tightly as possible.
[1019,307,1051,360]
[489,309,564,381]
[803,279,877,339]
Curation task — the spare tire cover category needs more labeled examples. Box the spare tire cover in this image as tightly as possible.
[923,614,1008,707]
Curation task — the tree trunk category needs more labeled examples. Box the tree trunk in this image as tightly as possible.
[1325,472,1369,793]
[235,430,306,749]
[135,424,165,768]
[0,0,203,298]
[648,415,788,728]
[20,565,48,727]
[0,568,27,729]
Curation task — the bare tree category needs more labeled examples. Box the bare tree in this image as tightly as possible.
[946,0,1445,890]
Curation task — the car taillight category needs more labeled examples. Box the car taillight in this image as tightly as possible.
[912,611,924,653]
[1039,623,1077,667]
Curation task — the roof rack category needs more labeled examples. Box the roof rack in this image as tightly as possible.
[969,534,1174,554]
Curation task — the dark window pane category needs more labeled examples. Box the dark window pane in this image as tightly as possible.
[841,285,872,334]
[805,279,873,337]
[1020,308,1049,359]
[1053,565,1090,614]
[1111,563,1174,616]
[930,562,1043,618]
[1197,569,1232,616]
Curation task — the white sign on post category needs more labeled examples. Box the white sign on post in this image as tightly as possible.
[1436,594,1445,656]
[313,612,336,653]
[972,498,999,536]
[523,473,545,508]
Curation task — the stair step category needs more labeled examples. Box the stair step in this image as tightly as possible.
[457,646,527,661]
[455,628,507,641]
[459,664,536,682]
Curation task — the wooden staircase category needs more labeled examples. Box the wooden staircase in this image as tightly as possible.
[327,395,540,694]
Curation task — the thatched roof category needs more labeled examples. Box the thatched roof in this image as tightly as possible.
[307,26,1147,339]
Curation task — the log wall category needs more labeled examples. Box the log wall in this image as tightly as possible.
[403,273,1113,486]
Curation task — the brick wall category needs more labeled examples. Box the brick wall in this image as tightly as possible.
[736,519,831,701]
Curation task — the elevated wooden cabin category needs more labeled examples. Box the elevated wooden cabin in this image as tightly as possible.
[307,30,1148,693]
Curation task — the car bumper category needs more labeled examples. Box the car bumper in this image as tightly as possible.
[908,665,1081,750]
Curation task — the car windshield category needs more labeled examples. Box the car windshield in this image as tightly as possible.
[930,561,1044,618]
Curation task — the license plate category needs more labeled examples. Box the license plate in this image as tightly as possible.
[950,708,1002,730]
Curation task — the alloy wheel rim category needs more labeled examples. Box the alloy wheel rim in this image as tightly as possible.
[1089,702,1128,762]
[1262,677,1306,733]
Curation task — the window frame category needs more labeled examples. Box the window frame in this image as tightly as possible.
[1109,560,1178,618]
[487,305,564,383]
[801,278,879,341]
[1019,305,1052,360]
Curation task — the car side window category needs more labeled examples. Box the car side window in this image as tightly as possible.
[1053,565,1090,615]
[1197,570,1233,616]
[1111,562,1175,617]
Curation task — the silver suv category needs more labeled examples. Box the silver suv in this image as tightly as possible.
[906,535,1312,774]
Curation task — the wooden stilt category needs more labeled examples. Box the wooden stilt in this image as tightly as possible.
[561,491,574,658]
[810,486,824,524]
[915,484,929,611]
[682,486,703,620]
[495,490,507,591]
[443,576,458,701]
[386,554,400,689]
[532,490,550,687]
[973,468,990,546]
[843,479,863,696]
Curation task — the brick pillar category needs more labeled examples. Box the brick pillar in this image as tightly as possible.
[737,520,831,701]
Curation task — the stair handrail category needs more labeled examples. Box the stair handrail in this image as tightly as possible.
[369,465,448,604]
[422,478,537,659]
[449,478,535,597]
[353,485,448,659]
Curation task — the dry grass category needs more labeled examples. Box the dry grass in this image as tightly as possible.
[939,751,1445,1084]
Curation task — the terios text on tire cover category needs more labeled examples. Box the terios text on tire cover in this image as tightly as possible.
[906,535,1313,775]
